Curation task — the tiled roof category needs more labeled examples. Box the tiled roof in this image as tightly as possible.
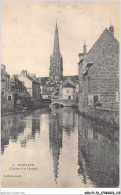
[27,74,40,84]
[43,90,53,95]
[63,75,78,83]
[10,78,26,90]
[86,28,119,62]
[62,83,76,88]
[46,82,57,87]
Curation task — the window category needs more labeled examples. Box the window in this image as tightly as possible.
[8,96,12,101]
[67,89,69,94]
[74,89,76,94]
[88,95,100,106]
[2,91,4,95]
[93,95,99,105]
[88,95,93,106]
[68,96,71,100]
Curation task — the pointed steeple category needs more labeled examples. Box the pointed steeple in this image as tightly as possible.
[53,22,60,58]
[49,22,63,83]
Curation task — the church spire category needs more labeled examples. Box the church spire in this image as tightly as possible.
[53,22,60,57]
[49,22,63,83]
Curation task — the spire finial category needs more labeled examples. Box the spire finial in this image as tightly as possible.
[56,19,58,31]
[53,21,60,57]
[110,21,113,27]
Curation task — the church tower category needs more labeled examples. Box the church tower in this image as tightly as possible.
[49,23,63,83]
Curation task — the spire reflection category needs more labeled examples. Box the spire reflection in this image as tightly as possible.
[49,109,63,184]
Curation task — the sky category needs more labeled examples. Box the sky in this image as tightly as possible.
[1,1,120,77]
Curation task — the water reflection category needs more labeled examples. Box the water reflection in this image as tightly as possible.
[78,114,119,187]
[1,108,119,188]
[49,110,63,183]
[60,108,76,135]
[1,112,27,153]
[1,110,42,152]
[49,108,77,183]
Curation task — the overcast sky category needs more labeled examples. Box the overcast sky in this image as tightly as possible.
[1,1,119,77]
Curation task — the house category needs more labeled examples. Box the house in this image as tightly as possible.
[1,64,14,114]
[42,90,54,99]
[59,81,76,100]
[10,75,31,109]
[18,70,40,101]
[37,77,49,98]
[78,24,119,125]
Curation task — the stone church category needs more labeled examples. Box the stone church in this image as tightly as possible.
[49,23,63,83]
[37,23,78,100]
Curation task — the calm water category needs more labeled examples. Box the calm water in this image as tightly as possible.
[1,108,119,188]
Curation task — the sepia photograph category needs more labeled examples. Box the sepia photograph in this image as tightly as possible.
[1,0,120,191]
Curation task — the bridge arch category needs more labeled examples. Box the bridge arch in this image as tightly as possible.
[51,102,65,107]
[51,99,78,107]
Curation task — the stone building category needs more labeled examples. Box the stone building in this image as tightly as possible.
[78,25,119,126]
[37,77,49,98]
[1,64,14,114]
[49,23,63,83]
[59,81,76,100]
[10,75,31,108]
[37,75,78,100]
[18,70,40,101]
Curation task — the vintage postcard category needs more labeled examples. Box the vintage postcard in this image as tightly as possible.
[1,0,120,194]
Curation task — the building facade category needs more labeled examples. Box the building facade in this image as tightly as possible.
[78,25,119,126]
[59,81,76,100]
[1,64,14,114]
[18,70,40,101]
[10,75,31,108]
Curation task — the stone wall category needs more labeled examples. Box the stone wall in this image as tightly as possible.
[79,106,119,127]
[78,27,119,127]
[1,94,14,114]
[32,82,40,100]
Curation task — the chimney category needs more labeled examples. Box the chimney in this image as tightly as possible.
[21,70,27,76]
[78,53,84,61]
[12,74,18,80]
[31,74,36,79]
[1,64,6,71]
[109,24,114,36]
[38,78,41,83]
[83,41,87,55]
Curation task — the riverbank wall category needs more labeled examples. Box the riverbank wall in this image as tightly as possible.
[78,106,119,128]
[1,99,51,115]
[1,98,15,115]
[29,99,51,109]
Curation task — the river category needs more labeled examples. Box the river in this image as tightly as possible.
[1,107,119,188]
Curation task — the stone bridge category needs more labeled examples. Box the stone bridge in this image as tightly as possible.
[51,99,78,107]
